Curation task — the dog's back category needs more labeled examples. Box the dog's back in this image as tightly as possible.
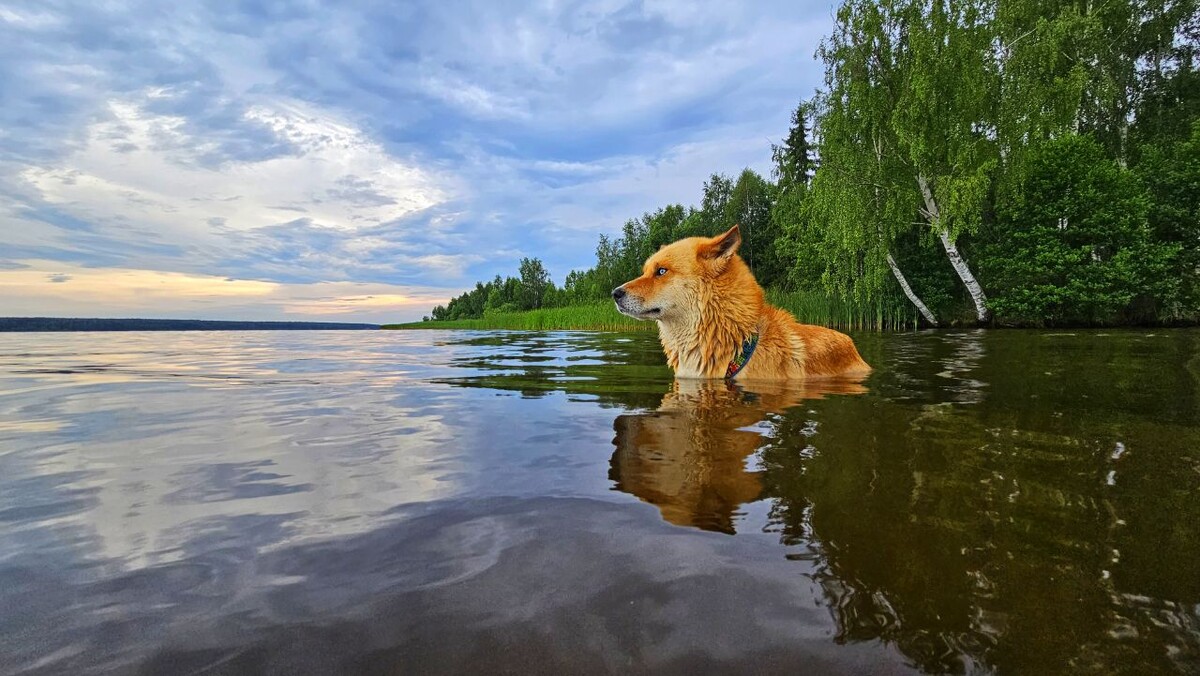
[736,305,870,380]
[783,311,873,378]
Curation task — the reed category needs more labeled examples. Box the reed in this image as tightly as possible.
[766,290,917,331]
[383,303,653,331]
[386,293,915,332]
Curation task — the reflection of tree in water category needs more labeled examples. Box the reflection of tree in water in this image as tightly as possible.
[609,330,1200,674]
[432,331,673,410]
[762,393,1200,674]
[436,329,1200,673]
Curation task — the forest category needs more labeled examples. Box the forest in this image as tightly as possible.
[429,0,1199,327]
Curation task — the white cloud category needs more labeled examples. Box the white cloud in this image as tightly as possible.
[0,6,62,28]
[377,2,828,130]
[418,73,530,120]
[0,0,836,318]
[447,122,776,236]
[21,95,452,241]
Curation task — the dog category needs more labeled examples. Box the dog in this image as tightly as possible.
[609,378,868,533]
[612,225,871,380]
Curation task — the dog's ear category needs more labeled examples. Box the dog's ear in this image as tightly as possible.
[701,225,741,260]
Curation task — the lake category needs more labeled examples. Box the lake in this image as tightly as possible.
[1,329,1198,675]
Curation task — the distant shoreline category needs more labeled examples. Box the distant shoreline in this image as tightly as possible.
[0,318,381,332]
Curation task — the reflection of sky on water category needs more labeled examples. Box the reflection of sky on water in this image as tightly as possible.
[0,331,636,572]
[2,328,1198,674]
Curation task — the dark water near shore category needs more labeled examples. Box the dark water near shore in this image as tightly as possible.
[1,329,1198,675]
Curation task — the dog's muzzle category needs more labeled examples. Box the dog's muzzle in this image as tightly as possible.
[613,287,660,319]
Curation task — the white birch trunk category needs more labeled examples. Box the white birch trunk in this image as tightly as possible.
[917,174,990,322]
[887,253,939,326]
[870,136,940,326]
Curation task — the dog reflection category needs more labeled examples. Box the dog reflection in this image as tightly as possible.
[609,378,867,534]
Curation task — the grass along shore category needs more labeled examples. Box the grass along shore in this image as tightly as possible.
[384,292,917,331]
[384,303,648,331]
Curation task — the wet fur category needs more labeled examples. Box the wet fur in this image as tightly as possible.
[614,226,871,380]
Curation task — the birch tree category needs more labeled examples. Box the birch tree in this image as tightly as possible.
[993,0,1140,170]
[807,0,951,324]
[892,0,998,322]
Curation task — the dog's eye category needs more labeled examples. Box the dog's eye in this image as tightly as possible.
[655,267,668,277]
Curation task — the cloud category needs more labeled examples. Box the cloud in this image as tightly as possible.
[0,0,833,320]
[22,96,449,235]
[3,91,464,288]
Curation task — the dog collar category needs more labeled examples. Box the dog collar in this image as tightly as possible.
[724,330,759,379]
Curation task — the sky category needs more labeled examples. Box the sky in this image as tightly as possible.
[0,1,833,323]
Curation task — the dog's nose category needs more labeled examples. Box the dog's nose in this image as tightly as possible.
[612,287,626,301]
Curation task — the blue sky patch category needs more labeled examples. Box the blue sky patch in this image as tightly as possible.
[0,1,831,321]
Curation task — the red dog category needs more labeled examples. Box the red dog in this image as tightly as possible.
[613,225,870,380]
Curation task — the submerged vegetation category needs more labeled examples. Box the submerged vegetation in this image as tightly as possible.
[421,0,1199,329]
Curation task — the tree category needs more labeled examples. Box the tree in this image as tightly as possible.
[806,0,941,324]
[993,0,1152,170]
[1129,0,1200,156]
[771,103,825,293]
[772,102,816,191]
[673,208,709,240]
[594,234,620,298]
[1134,120,1200,317]
[980,134,1179,324]
[893,0,997,322]
[806,0,1152,324]
[699,173,734,235]
[617,217,651,283]
[644,204,689,249]
[770,182,821,292]
[517,257,551,310]
[726,169,781,286]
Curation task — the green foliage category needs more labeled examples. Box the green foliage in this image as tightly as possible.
[517,257,551,310]
[893,0,997,239]
[891,228,971,320]
[1132,120,1200,319]
[699,173,734,235]
[994,0,1138,163]
[398,304,652,331]
[804,0,921,303]
[793,0,1198,326]
[772,102,816,191]
[727,169,783,286]
[1130,4,1200,158]
[422,0,1198,330]
[430,263,557,321]
[771,183,823,292]
[404,293,914,332]
[767,290,916,331]
[980,135,1180,325]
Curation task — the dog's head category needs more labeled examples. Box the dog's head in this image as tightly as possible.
[612,225,741,321]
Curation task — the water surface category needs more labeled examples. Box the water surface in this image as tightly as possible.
[1,329,1198,674]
